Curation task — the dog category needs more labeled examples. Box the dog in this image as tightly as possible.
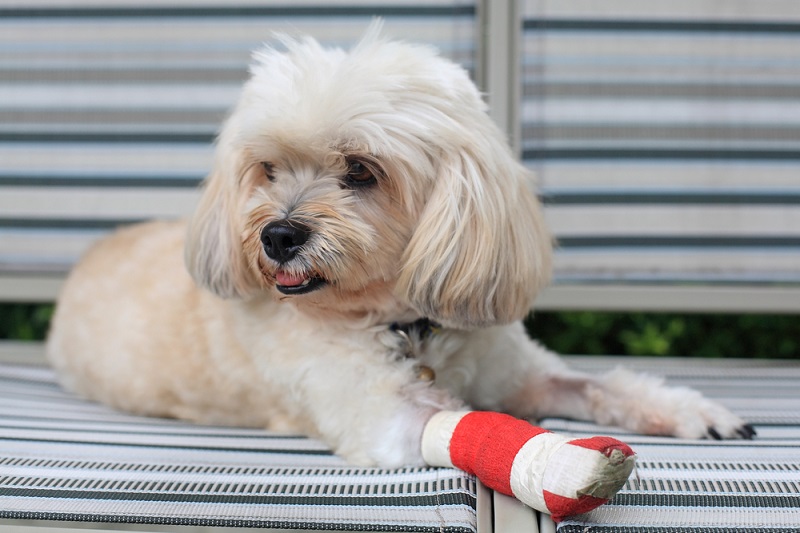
[47,25,754,471]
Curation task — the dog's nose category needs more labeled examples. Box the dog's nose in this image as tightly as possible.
[261,221,310,263]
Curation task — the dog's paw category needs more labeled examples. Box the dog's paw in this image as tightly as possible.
[594,368,756,441]
[669,391,756,440]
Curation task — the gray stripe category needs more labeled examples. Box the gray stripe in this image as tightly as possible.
[0,132,213,144]
[0,264,73,275]
[541,191,800,206]
[0,219,144,230]
[523,125,800,144]
[0,109,225,125]
[552,276,800,287]
[0,487,474,508]
[0,174,202,188]
[0,435,333,455]
[0,5,476,19]
[523,148,800,160]
[0,423,309,440]
[634,459,800,472]
[631,478,800,494]
[523,18,800,34]
[611,492,800,509]
[558,528,799,533]
[524,82,800,101]
[558,236,800,248]
[1,68,247,84]
[0,456,432,478]
[0,511,475,533]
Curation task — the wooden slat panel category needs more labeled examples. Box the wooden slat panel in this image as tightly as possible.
[521,1,800,293]
[0,2,480,305]
[4,1,800,310]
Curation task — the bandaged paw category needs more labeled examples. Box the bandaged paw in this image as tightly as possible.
[422,411,635,522]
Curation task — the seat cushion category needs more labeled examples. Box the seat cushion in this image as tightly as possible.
[0,361,478,532]
[542,356,800,532]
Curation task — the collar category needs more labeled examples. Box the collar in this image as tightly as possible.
[389,318,441,342]
[388,318,440,383]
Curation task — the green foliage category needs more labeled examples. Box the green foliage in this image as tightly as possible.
[0,303,797,359]
[0,304,54,341]
[526,311,799,358]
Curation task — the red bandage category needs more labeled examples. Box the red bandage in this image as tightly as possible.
[449,411,549,494]
[422,410,636,522]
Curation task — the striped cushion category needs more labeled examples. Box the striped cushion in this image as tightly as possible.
[541,356,800,532]
[0,361,478,532]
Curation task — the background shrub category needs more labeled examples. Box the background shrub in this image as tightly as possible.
[0,304,797,358]
[526,311,798,358]
[0,304,53,341]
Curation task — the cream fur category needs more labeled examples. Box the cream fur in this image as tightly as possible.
[47,26,752,468]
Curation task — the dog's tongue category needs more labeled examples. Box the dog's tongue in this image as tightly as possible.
[276,271,307,287]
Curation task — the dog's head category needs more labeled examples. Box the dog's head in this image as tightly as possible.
[185,24,552,329]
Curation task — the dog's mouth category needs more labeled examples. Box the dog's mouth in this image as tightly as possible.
[275,270,327,295]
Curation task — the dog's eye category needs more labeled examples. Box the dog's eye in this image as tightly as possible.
[344,160,377,188]
[262,162,276,182]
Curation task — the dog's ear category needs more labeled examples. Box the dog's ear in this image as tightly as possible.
[396,129,552,329]
[184,142,260,299]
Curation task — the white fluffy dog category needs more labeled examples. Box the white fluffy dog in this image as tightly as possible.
[47,27,754,472]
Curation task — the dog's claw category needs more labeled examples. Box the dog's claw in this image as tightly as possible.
[706,423,756,440]
[737,424,757,440]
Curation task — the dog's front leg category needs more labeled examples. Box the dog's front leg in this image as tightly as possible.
[289,328,464,468]
[465,322,755,440]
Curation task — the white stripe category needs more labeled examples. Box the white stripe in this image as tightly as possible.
[523,100,800,127]
[0,145,213,174]
[541,444,631,501]
[421,410,469,468]
[0,426,332,451]
[554,249,800,286]
[509,432,570,512]
[640,467,800,483]
[0,84,239,110]
[532,162,800,191]
[0,437,345,467]
[0,186,199,219]
[546,205,800,238]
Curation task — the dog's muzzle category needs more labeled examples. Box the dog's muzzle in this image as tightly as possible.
[261,220,326,295]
